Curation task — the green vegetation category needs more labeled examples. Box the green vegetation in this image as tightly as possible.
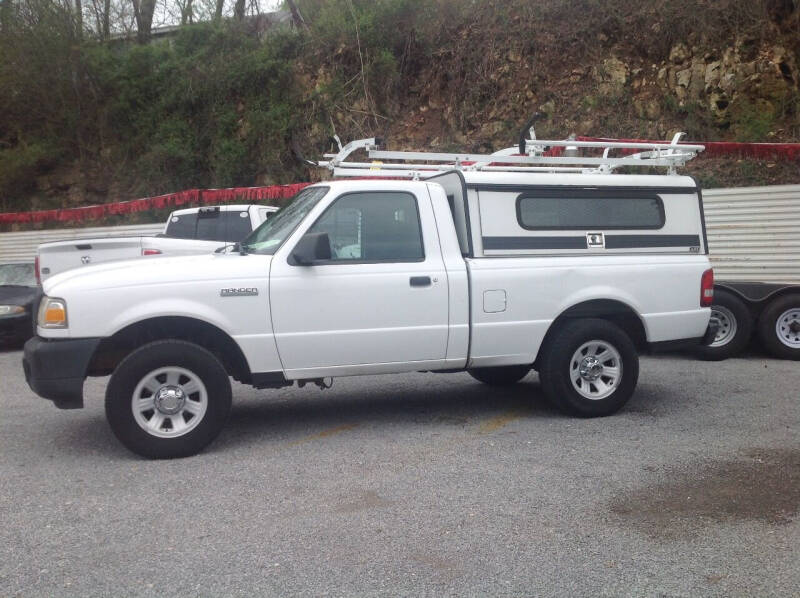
[0,0,443,212]
[1,17,304,211]
[0,0,798,217]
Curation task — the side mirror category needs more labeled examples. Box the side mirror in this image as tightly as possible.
[291,232,331,265]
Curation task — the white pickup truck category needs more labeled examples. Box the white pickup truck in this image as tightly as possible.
[23,136,717,458]
[36,204,278,282]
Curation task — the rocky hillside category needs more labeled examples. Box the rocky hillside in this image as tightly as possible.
[1,0,799,225]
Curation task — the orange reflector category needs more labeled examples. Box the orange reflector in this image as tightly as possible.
[44,307,66,324]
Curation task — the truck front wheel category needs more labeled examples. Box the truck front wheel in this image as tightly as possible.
[105,340,232,459]
[538,318,639,417]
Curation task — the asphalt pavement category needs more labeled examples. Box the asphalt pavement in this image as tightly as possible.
[0,345,797,597]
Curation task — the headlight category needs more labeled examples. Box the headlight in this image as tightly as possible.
[38,297,68,328]
[0,305,26,316]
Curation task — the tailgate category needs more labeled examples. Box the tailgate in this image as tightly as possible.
[38,237,144,281]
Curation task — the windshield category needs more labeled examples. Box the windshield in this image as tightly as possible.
[0,263,36,286]
[241,186,329,255]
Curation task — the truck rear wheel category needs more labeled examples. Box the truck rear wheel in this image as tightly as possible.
[758,294,800,360]
[468,364,531,386]
[538,318,639,417]
[105,340,232,459]
[695,289,752,361]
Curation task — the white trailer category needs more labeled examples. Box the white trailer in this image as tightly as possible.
[698,184,800,360]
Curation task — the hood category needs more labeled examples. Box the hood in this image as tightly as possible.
[44,253,272,295]
[0,285,38,306]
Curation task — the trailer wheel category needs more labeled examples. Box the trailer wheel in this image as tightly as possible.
[695,289,752,361]
[538,318,639,417]
[468,364,531,386]
[105,340,232,459]
[758,294,800,360]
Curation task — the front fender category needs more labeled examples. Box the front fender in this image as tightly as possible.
[105,298,242,338]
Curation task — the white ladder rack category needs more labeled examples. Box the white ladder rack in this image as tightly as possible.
[313,133,705,179]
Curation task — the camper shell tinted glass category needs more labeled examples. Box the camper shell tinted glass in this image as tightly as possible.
[516,191,665,230]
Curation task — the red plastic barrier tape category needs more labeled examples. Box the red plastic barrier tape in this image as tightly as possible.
[0,183,311,225]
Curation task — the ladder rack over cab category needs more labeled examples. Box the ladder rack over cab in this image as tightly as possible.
[309,132,709,259]
[315,132,704,179]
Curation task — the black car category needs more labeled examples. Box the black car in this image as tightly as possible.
[0,263,38,347]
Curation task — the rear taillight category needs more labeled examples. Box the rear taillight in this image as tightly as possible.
[142,248,162,256]
[700,268,714,307]
[34,255,41,285]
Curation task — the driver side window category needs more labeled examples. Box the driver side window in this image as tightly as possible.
[308,191,424,262]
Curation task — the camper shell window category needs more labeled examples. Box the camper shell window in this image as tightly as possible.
[516,192,665,230]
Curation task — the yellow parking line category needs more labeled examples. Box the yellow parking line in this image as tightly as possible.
[288,423,359,446]
[478,410,526,434]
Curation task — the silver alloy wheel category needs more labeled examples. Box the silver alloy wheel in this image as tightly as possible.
[570,340,622,400]
[131,367,208,438]
[710,305,738,347]
[775,307,800,349]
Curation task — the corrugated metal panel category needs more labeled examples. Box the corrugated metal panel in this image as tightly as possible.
[0,223,164,264]
[704,184,800,284]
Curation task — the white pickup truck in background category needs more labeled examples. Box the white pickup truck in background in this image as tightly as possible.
[36,204,278,282]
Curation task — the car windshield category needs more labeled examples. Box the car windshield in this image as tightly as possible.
[0,263,36,286]
[241,186,329,255]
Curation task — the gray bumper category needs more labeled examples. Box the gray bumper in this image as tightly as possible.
[23,336,102,409]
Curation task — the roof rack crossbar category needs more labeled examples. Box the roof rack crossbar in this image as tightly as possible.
[311,134,705,178]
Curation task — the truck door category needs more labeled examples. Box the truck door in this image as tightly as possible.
[269,188,450,377]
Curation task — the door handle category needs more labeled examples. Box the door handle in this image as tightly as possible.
[409,276,432,287]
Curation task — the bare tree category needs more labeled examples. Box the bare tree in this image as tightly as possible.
[181,0,192,24]
[74,0,83,37]
[87,0,111,39]
[286,0,307,29]
[0,0,12,32]
[233,0,244,21]
[214,0,223,20]
[172,0,194,25]
[102,0,110,36]
[131,0,155,41]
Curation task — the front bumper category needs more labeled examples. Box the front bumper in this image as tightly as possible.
[23,336,101,409]
[0,312,33,342]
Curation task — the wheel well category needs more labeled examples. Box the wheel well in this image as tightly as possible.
[87,317,251,383]
[535,299,647,365]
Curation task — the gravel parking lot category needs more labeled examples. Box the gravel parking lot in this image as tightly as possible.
[0,345,797,597]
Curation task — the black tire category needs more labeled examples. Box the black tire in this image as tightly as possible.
[757,294,800,360]
[694,289,753,361]
[538,318,639,417]
[105,340,232,459]
[468,364,531,386]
